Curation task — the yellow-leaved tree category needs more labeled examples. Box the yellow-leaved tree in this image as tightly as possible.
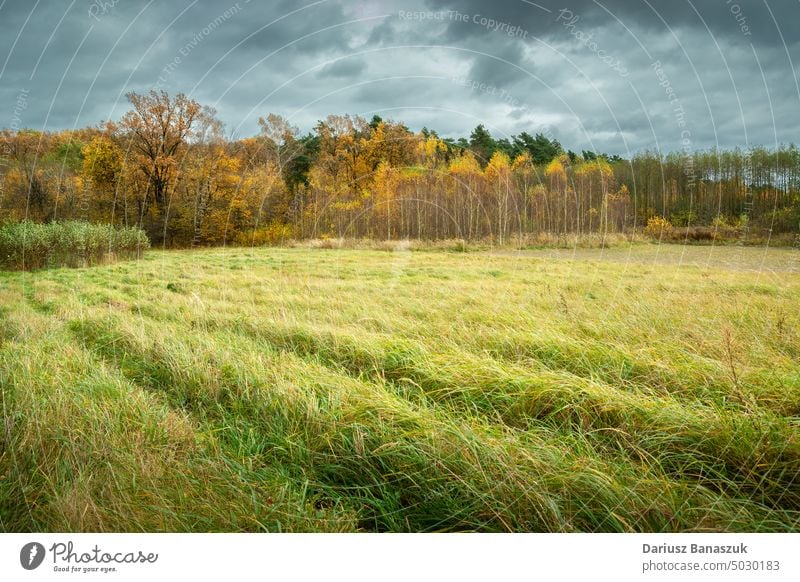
[485,151,512,244]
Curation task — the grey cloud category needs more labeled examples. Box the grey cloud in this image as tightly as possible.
[0,0,797,155]
[317,57,367,78]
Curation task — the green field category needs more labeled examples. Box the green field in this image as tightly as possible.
[1,243,799,532]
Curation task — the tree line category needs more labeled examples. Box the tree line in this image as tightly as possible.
[1,90,798,246]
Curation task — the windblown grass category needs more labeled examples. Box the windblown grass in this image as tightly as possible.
[0,221,150,271]
[1,243,798,532]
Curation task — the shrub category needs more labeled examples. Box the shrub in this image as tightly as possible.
[0,221,150,271]
[644,216,673,240]
[669,209,698,227]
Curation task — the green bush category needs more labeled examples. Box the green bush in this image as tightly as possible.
[0,221,150,270]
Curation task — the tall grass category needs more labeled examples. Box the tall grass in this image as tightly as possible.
[1,244,798,532]
[0,221,150,271]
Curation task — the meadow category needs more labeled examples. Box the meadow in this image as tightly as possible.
[1,242,799,532]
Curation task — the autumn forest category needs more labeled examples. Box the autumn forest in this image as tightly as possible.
[2,90,798,247]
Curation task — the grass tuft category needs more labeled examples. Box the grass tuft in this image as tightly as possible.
[0,220,149,271]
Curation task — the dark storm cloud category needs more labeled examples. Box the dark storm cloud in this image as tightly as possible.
[424,0,800,47]
[0,0,798,155]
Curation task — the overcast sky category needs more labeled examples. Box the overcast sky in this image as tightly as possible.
[1,0,798,156]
